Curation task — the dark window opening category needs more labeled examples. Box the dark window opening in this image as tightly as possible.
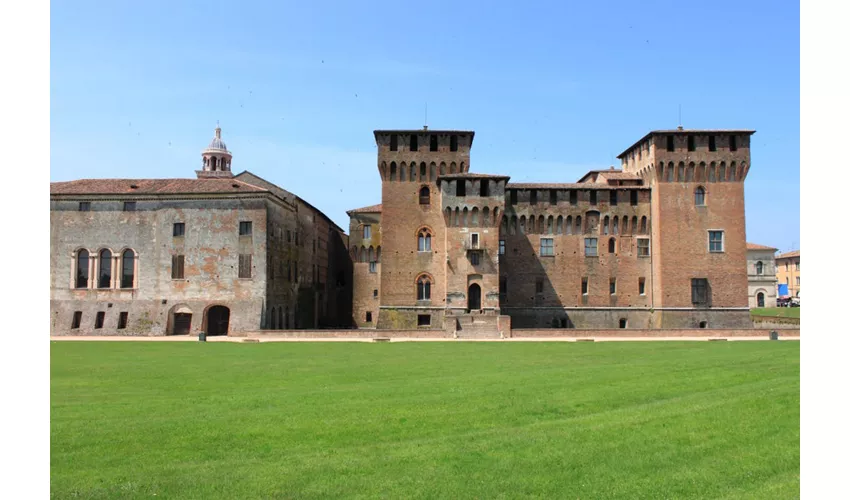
[687,136,695,151]
[510,189,518,205]
[410,135,418,151]
[639,278,646,295]
[95,311,105,329]
[456,180,466,197]
[667,135,675,152]
[692,278,709,305]
[98,249,112,288]
[550,190,557,205]
[530,190,537,205]
[373,289,378,298]
[239,254,252,279]
[619,318,627,329]
[729,136,737,151]
[450,135,458,151]
[173,223,185,237]
[610,279,617,295]
[589,191,597,205]
[709,136,716,151]
[239,221,252,236]
[430,135,438,151]
[172,255,185,279]
[470,252,480,266]
[581,278,588,295]
[79,202,90,212]
[535,278,544,294]
[123,201,136,212]
[630,190,638,206]
[120,250,134,288]
[610,191,617,205]
[419,186,430,205]
[417,276,431,300]
[569,190,577,205]
[699,321,707,329]
[481,180,490,197]
[71,311,82,329]
[390,162,397,181]
[608,238,616,253]
[390,134,398,151]
[366,312,373,322]
[418,314,431,327]
[118,312,128,329]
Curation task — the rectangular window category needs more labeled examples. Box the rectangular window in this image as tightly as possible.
[540,238,554,256]
[239,221,252,236]
[499,240,506,255]
[709,231,724,253]
[471,233,480,249]
[369,261,377,273]
[172,255,185,279]
[118,312,128,329]
[639,278,646,295]
[569,190,577,205]
[418,314,431,326]
[71,311,82,329]
[95,311,105,329]
[470,252,480,266]
[481,180,489,197]
[637,238,650,257]
[691,278,709,305]
[610,191,617,206]
[510,190,518,205]
[610,278,616,295]
[499,277,507,297]
[581,278,588,295]
[366,311,373,322]
[410,135,418,151]
[239,254,252,278]
[530,190,537,205]
[363,225,372,239]
[730,136,738,151]
[687,136,695,151]
[589,191,597,205]
[79,202,90,212]
[667,135,675,152]
[585,238,598,257]
[390,134,398,151]
[550,190,558,205]
[709,136,717,151]
[535,278,543,294]
[456,180,466,196]
[173,222,185,237]
[630,190,638,206]
[373,289,378,298]
[430,135,438,151]
[450,135,458,152]
[123,201,136,212]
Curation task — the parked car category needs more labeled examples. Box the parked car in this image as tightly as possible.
[790,297,800,307]
[777,297,791,307]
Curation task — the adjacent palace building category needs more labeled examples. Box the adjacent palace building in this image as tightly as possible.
[51,124,756,336]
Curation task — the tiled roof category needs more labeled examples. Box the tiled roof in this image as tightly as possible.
[50,178,267,195]
[776,250,800,259]
[438,173,510,179]
[346,203,382,214]
[507,183,649,190]
[617,129,756,158]
[601,172,641,180]
[747,242,778,251]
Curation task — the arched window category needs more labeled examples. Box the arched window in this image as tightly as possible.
[510,216,517,235]
[75,249,89,289]
[575,216,582,234]
[538,215,545,234]
[677,162,685,182]
[757,292,765,308]
[416,274,432,301]
[444,207,452,225]
[368,246,375,262]
[547,215,554,234]
[612,216,619,235]
[528,216,535,234]
[640,216,647,234]
[729,162,737,181]
[121,249,135,288]
[697,162,706,182]
[376,246,382,262]
[98,249,112,288]
[270,307,276,329]
[603,216,610,235]
[493,207,499,226]
[420,162,427,179]
[409,164,416,182]
[622,216,629,235]
[430,164,436,181]
[686,163,695,182]
[695,186,706,206]
[519,215,526,234]
[400,162,407,181]
[667,162,674,182]
[556,216,563,234]
[501,215,508,234]
[359,246,367,262]
[448,162,455,174]
[351,246,358,261]
[439,162,445,175]
[462,207,469,227]
[453,207,459,227]
[419,186,430,205]
[418,228,432,252]
[709,163,717,182]
[471,207,479,226]
[390,162,397,181]
[609,238,616,253]
[718,162,726,182]
[756,261,764,275]
[482,207,490,226]
[566,216,572,235]
[631,216,638,234]
[381,161,387,179]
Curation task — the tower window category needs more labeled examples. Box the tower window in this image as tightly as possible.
[121,249,135,288]
[390,134,398,151]
[418,314,431,327]
[535,278,544,294]
[499,240,505,255]
[79,202,90,212]
[630,190,638,206]
[430,135,438,151]
[639,277,646,295]
[173,223,185,237]
[610,191,617,206]
[610,279,616,295]
[363,225,372,239]
[410,135,418,151]
[366,312,373,322]
[589,191,597,205]
[695,186,706,206]
[450,135,458,151]
[687,136,695,151]
[481,180,490,197]
[470,252,480,266]
[691,278,709,305]
[637,238,650,257]
[239,221,252,236]
[608,238,616,253]
[530,190,537,205]
[373,289,378,298]
[540,238,554,256]
[709,136,716,151]
[419,186,430,205]
[709,231,724,253]
[417,275,432,300]
[510,190,518,205]
[619,318,627,329]
[569,190,577,205]
[730,136,738,151]
[550,190,557,205]
[667,136,675,152]
[369,261,377,273]
[456,180,466,197]
[418,228,432,252]
[585,238,598,257]
[581,278,588,295]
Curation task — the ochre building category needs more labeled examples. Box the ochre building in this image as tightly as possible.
[348,127,755,333]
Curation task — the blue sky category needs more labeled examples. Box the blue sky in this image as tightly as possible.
[51,0,800,250]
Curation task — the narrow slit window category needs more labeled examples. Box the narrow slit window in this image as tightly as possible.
[430,135,438,151]
[709,136,716,151]
[581,278,588,295]
[639,277,646,295]
[409,135,418,151]
[390,134,398,151]
[667,135,675,152]
[687,136,695,151]
[456,180,466,197]
[118,312,128,329]
[450,135,458,151]
[95,311,105,329]
[729,136,737,151]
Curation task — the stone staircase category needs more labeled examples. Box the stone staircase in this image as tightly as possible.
[454,313,502,339]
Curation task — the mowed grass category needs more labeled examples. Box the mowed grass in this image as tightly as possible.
[751,307,801,319]
[51,341,800,499]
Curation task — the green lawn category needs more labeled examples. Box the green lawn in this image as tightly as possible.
[751,307,801,319]
[51,342,800,499]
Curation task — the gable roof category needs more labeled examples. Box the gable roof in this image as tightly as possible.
[346,203,382,215]
[747,243,778,251]
[776,250,800,259]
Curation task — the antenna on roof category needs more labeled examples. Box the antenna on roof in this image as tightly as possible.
[424,102,428,130]
[678,105,682,130]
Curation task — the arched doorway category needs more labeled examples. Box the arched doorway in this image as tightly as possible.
[167,304,193,335]
[468,284,481,312]
[757,292,765,308]
[206,305,230,335]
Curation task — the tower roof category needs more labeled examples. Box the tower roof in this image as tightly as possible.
[204,125,229,153]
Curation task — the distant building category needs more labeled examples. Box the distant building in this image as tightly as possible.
[746,243,778,308]
[50,126,352,336]
[776,250,801,298]
[348,127,756,332]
